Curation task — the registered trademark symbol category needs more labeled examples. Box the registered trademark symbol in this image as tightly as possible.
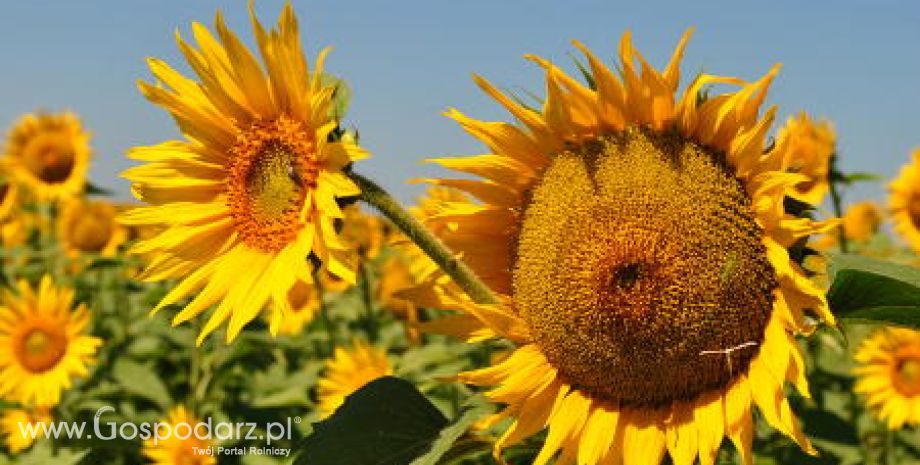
[294,417,302,424]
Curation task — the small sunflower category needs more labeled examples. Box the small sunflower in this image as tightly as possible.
[339,205,386,262]
[58,198,128,259]
[774,112,836,205]
[811,201,883,251]
[0,175,20,222]
[0,408,50,454]
[854,328,920,429]
[843,202,883,243]
[315,205,387,294]
[378,255,423,343]
[3,112,91,201]
[890,149,920,252]
[276,279,321,335]
[416,30,837,465]
[0,276,102,407]
[119,3,370,344]
[316,340,392,418]
[142,406,216,465]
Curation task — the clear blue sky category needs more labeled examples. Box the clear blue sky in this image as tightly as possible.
[1,1,917,208]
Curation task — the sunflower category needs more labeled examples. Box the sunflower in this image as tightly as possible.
[142,406,216,465]
[774,112,836,205]
[890,149,920,252]
[0,276,101,407]
[854,327,920,429]
[276,279,321,335]
[843,202,883,243]
[0,408,50,453]
[811,201,883,251]
[119,3,370,344]
[377,187,472,343]
[339,204,386,262]
[314,205,387,294]
[316,340,392,417]
[0,174,19,222]
[416,30,837,465]
[3,112,91,201]
[58,198,128,259]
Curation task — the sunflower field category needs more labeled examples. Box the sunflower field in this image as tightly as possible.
[0,3,919,465]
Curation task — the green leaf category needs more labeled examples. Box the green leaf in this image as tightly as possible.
[409,396,494,465]
[841,172,882,184]
[14,442,88,465]
[827,254,920,328]
[799,408,858,445]
[111,359,172,408]
[320,73,352,120]
[294,377,448,465]
[85,257,125,270]
[85,182,112,196]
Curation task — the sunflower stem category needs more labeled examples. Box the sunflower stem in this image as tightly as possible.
[314,276,336,356]
[359,262,379,342]
[349,172,499,305]
[828,155,849,253]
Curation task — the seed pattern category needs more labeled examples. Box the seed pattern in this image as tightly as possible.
[227,117,319,252]
[514,129,777,407]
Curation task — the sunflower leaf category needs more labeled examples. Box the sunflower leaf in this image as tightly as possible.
[111,359,172,409]
[409,395,494,465]
[293,376,448,465]
[826,254,920,328]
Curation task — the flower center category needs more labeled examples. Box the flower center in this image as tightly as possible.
[69,205,115,252]
[227,117,319,252]
[514,129,777,407]
[25,138,75,184]
[16,327,68,373]
[894,355,920,397]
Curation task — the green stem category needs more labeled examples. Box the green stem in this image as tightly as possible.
[315,275,336,355]
[359,262,379,342]
[828,157,849,253]
[885,427,895,465]
[349,172,498,305]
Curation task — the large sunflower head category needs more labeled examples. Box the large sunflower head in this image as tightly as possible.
[142,406,216,465]
[890,149,920,252]
[854,327,920,429]
[119,3,370,344]
[0,276,102,407]
[58,198,128,259]
[3,111,91,201]
[0,408,50,454]
[316,340,392,418]
[419,30,837,465]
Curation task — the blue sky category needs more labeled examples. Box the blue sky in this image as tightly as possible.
[1,1,917,208]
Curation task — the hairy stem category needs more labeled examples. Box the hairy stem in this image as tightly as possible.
[349,172,499,305]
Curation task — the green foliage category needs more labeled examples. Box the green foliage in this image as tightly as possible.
[828,254,920,328]
[295,377,449,465]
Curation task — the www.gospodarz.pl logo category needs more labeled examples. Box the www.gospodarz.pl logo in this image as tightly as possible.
[15,406,301,456]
